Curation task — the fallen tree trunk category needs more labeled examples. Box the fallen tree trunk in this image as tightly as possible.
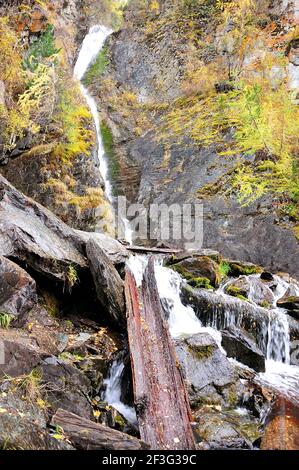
[51,409,148,450]
[125,257,196,450]
[126,245,183,254]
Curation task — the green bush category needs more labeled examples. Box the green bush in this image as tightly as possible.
[24,24,60,71]
[83,47,109,86]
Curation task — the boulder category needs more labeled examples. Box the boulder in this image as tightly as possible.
[194,407,263,449]
[277,294,299,320]
[227,261,262,277]
[0,384,73,450]
[175,333,237,407]
[260,271,274,281]
[170,255,221,288]
[0,329,44,378]
[0,175,87,282]
[224,275,275,307]
[221,326,265,372]
[0,255,37,318]
[39,356,93,420]
[86,239,126,327]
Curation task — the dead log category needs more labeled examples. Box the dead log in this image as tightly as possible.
[125,257,196,450]
[126,245,183,254]
[51,408,148,450]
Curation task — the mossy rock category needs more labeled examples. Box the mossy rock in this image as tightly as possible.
[188,343,215,360]
[228,261,262,277]
[171,255,221,287]
[225,285,248,301]
[187,277,214,289]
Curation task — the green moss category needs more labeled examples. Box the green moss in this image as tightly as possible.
[100,121,120,196]
[219,261,231,278]
[23,24,60,71]
[82,47,109,86]
[225,285,248,301]
[171,265,213,289]
[114,413,126,428]
[188,343,215,360]
[188,277,214,289]
[229,262,262,276]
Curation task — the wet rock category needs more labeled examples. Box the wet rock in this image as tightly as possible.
[221,326,265,372]
[170,255,220,288]
[224,276,250,300]
[97,403,138,436]
[260,271,274,281]
[51,408,148,450]
[175,333,237,407]
[227,261,262,277]
[261,398,299,450]
[194,407,263,449]
[39,357,93,420]
[0,255,37,318]
[181,285,299,352]
[277,295,299,319]
[0,385,74,450]
[224,276,275,307]
[86,239,126,328]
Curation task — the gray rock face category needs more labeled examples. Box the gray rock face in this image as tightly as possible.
[39,357,93,420]
[101,4,299,279]
[175,333,237,407]
[221,326,266,372]
[0,256,37,317]
[86,238,126,327]
[0,329,44,378]
[0,384,74,450]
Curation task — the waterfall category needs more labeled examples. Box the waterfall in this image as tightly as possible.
[74,25,113,201]
[74,25,133,244]
[103,358,137,425]
[127,255,299,405]
[154,262,223,349]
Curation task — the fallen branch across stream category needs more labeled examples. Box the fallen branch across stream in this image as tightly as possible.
[125,257,196,450]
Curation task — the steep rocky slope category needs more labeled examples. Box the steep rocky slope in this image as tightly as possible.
[95,0,299,277]
[0,0,114,231]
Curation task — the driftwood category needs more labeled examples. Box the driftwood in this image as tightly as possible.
[125,257,196,450]
[51,408,148,450]
[126,245,183,254]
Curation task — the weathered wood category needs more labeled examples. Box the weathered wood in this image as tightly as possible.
[51,408,148,450]
[261,398,299,450]
[125,257,196,450]
[126,245,183,254]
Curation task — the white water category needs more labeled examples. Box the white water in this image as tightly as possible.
[74,25,113,201]
[103,359,137,425]
[154,262,223,349]
[74,25,133,244]
[127,255,299,405]
[75,26,136,422]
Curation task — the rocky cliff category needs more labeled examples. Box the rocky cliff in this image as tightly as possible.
[94,0,299,277]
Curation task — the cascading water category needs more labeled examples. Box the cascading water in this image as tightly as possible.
[74,25,133,244]
[127,254,299,406]
[74,25,113,201]
[102,359,137,425]
[75,26,135,421]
